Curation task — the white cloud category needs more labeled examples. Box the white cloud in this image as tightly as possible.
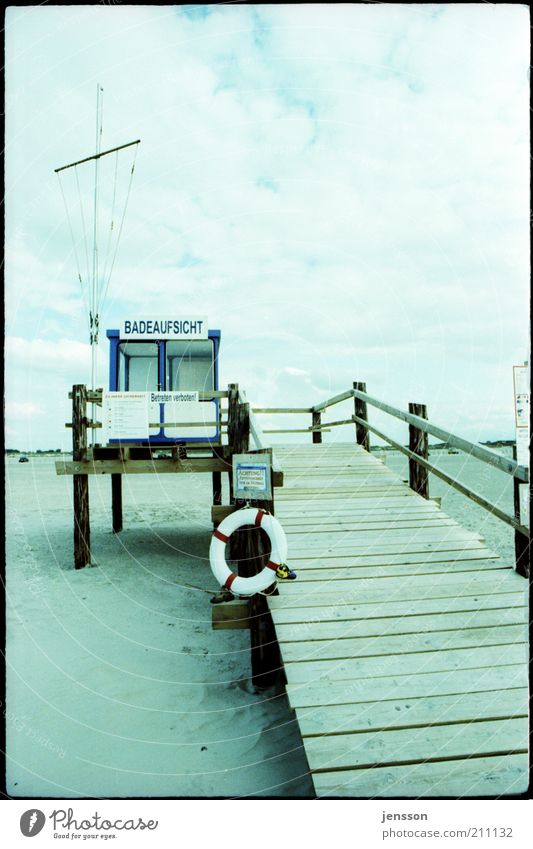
[4,4,529,448]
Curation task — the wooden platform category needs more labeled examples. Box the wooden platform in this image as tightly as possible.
[268,444,529,798]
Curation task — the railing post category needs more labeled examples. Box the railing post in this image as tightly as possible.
[408,402,429,499]
[353,381,370,451]
[226,383,239,501]
[72,384,91,568]
[513,445,529,578]
[312,410,322,443]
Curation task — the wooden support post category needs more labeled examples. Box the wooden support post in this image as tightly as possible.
[513,445,529,578]
[111,474,123,533]
[312,410,322,444]
[227,383,239,502]
[212,471,222,508]
[227,401,280,687]
[353,381,370,452]
[408,402,429,499]
[72,384,91,568]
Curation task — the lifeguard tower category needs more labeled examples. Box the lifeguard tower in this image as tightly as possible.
[105,316,221,446]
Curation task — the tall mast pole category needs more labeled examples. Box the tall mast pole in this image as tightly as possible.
[91,84,103,443]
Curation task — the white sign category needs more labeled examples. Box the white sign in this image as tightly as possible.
[120,317,208,339]
[513,365,529,428]
[150,391,199,403]
[103,392,150,440]
[513,364,530,531]
[232,454,273,500]
[237,465,267,492]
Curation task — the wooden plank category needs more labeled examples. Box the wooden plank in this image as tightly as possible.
[282,467,396,476]
[286,663,528,708]
[278,485,409,494]
[281,515,449,529]
[283,520,459,534]
[273,575,525,608]
[252,407,313,413]
[279,508,443,521]
[274,605,528,642]
[276,568,519,597]
[270,592,527,626]
[281,624,527,663]
[291,561,506,582]
[297,687,528,737]
[287,542,491,565]
[277,495,433,507]
[283,644,528,685]
[312,753,529,797]
[287,549,505,570]
[56,458,230,475]
[287,542,489,563]
[304,717,528,772]
[313,389,357,412]
[212,599,250,630]
[285,527,483,546]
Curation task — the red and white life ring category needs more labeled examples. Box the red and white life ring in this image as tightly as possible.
[209,508,288,597]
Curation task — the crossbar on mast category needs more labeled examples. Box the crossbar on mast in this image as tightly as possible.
[55,139,141,173]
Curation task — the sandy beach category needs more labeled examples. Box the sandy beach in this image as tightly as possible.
[5,456,314,798]
[5,444,523,798]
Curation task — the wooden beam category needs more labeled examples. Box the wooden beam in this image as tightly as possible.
[352,414,530,539]
[212,599,250,630]
[312,388,355,413]
[72,385,91,569]
[263,428,332,434]
[354,389,528,482]
[56,458,230,475]
[409,402,429,499]
[252,407,313,414]
[513,445,530,577]
[312,410,322,444]
[111,474,123,533]
[353,381,370,452]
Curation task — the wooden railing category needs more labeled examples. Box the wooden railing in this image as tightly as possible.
[250,383,530,577]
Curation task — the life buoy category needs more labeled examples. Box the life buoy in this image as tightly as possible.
[209,508,288,597]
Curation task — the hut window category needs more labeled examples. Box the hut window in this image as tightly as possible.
[117,342,159,391]
[165,340,214,393]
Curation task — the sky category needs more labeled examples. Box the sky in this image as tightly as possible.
[4,3,530,450]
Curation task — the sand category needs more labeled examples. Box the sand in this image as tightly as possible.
[5,457,314,798]
[5,445,521,798]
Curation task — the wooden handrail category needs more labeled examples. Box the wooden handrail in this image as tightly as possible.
[312,389,355,413]
[254,387,527,482]
[353,414,529,538]
[353,389,528,482]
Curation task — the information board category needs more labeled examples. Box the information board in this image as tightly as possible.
[232,453,272,501]
[103,392,150,440]
[513,364,530,528]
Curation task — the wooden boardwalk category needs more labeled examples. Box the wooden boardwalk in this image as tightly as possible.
[268,443,529,798]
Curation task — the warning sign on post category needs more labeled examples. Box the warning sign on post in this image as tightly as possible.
[233,454,272,501]
[513,364,530,530]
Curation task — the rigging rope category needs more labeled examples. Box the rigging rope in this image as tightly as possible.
[100,148,119,294]
[56,172,91,333]
[96,142,139,316]
[74,164,92,290]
